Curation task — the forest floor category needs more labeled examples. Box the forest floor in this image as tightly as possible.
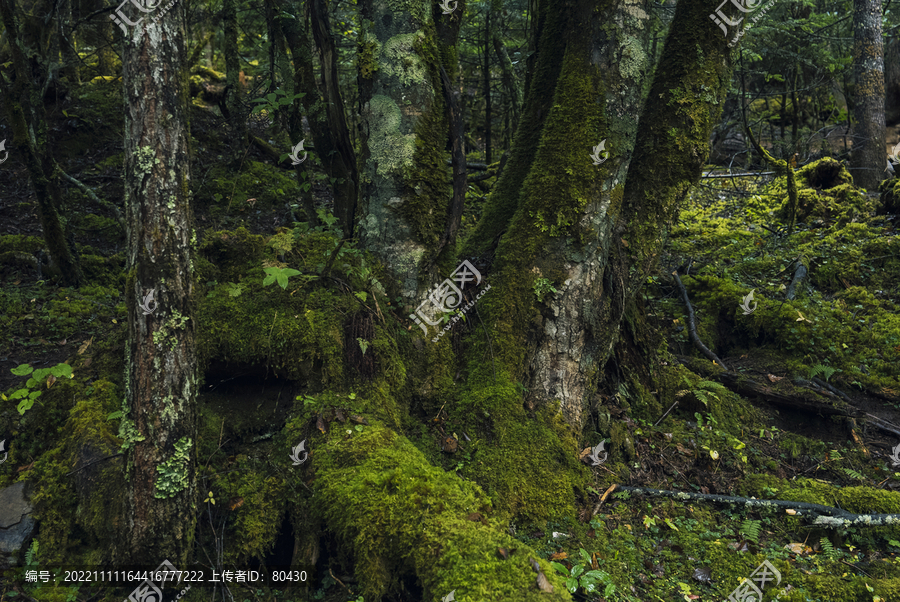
[0,83,900,601]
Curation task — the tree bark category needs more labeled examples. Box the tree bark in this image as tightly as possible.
[309,0,359,237]
[356,0,454,301]
[223,0,248,156]
[850,0,886,191]
[118,3,198,565]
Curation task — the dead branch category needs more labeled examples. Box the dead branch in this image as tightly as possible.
[671,271,729,371]
[615,485,900,528]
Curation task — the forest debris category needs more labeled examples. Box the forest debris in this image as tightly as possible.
[785,260,807,300]
[767,374,784,383]
[441,436,458,453]
[671,271,729,371]
[529,558,554,593]
[616,485,900,528]
[349,415,369,425]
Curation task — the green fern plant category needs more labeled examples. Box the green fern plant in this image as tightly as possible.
[820,537,841,560]
[809,364,840,382]
[842,467,866,482]
[739,519,762,543]
[677,377,728,407]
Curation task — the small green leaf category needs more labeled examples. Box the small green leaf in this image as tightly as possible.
[10,389,28,400]
[11,364,33,376]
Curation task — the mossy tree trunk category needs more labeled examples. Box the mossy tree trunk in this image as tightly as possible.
[0,0,83,286]
[356,0,457,303]
[307,0,733,597]
[118,3,198,565]
[849,0,886,191]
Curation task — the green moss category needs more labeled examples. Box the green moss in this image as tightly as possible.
[312,424,570,601]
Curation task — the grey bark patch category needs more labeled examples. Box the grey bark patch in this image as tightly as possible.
[0,481,36,568]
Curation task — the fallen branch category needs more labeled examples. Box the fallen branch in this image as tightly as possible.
[615,485,900,529]
[54,161,125,231]
[671,271,728,371]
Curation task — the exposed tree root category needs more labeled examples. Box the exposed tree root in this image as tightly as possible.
[616,486,900,528]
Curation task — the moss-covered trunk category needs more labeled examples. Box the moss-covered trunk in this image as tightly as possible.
[356,0,454,302]
[304,0,734,595]
[117,3,198,565]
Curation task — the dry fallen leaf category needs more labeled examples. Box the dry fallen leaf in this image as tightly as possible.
[57,338,66,345]
[78,338,93,355]
[18,461,34,473]
[46,374,56,389]
[784,542,810,554]
[39,339,50,345]
[767,374,784,383]
[229,497,244,511]
[549,551,568,561]
[785,509,797,515]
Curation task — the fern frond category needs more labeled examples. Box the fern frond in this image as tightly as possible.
[739,519,762,543]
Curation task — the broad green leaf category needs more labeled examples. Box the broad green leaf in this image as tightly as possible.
[565,577,578,593]
[28,391,40,400]
[33,368,51,381]
[50,363,72,378]
[10,389,28,400]
[11,364,33,376]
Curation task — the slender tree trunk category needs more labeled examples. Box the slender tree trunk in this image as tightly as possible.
[483,8,492,164]
[309,0,359,237]
[850,0,886,190]
[57,0,80,85]
[118,2,198,565]
[224,0,248,157]
[493,32,521,136]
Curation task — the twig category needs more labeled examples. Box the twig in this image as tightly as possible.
[64,452,123,476]
[700,171,777,178]
[54,161,125,231]
[329,568,351,593]
[654,399,680,426]
[671,271,729,371]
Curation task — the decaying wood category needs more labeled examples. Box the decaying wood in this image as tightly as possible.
[717,372,860,417]
[671,271,729,371]
[785,261,807,300]
[616,486,900,529]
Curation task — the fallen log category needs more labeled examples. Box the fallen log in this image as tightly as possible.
[615,486,900,529]
[717,372,860,418]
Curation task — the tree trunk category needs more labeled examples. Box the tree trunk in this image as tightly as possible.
[493,32,521,136]
[309,0,359,237]
[850,0,886,191]
[224,0,248,157]
[310,0,734,597]
[483,8,492,164]
[117,4,198,565]
[356,0,455,300]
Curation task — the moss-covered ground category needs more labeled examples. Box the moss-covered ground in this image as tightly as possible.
[1,71,900,602]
